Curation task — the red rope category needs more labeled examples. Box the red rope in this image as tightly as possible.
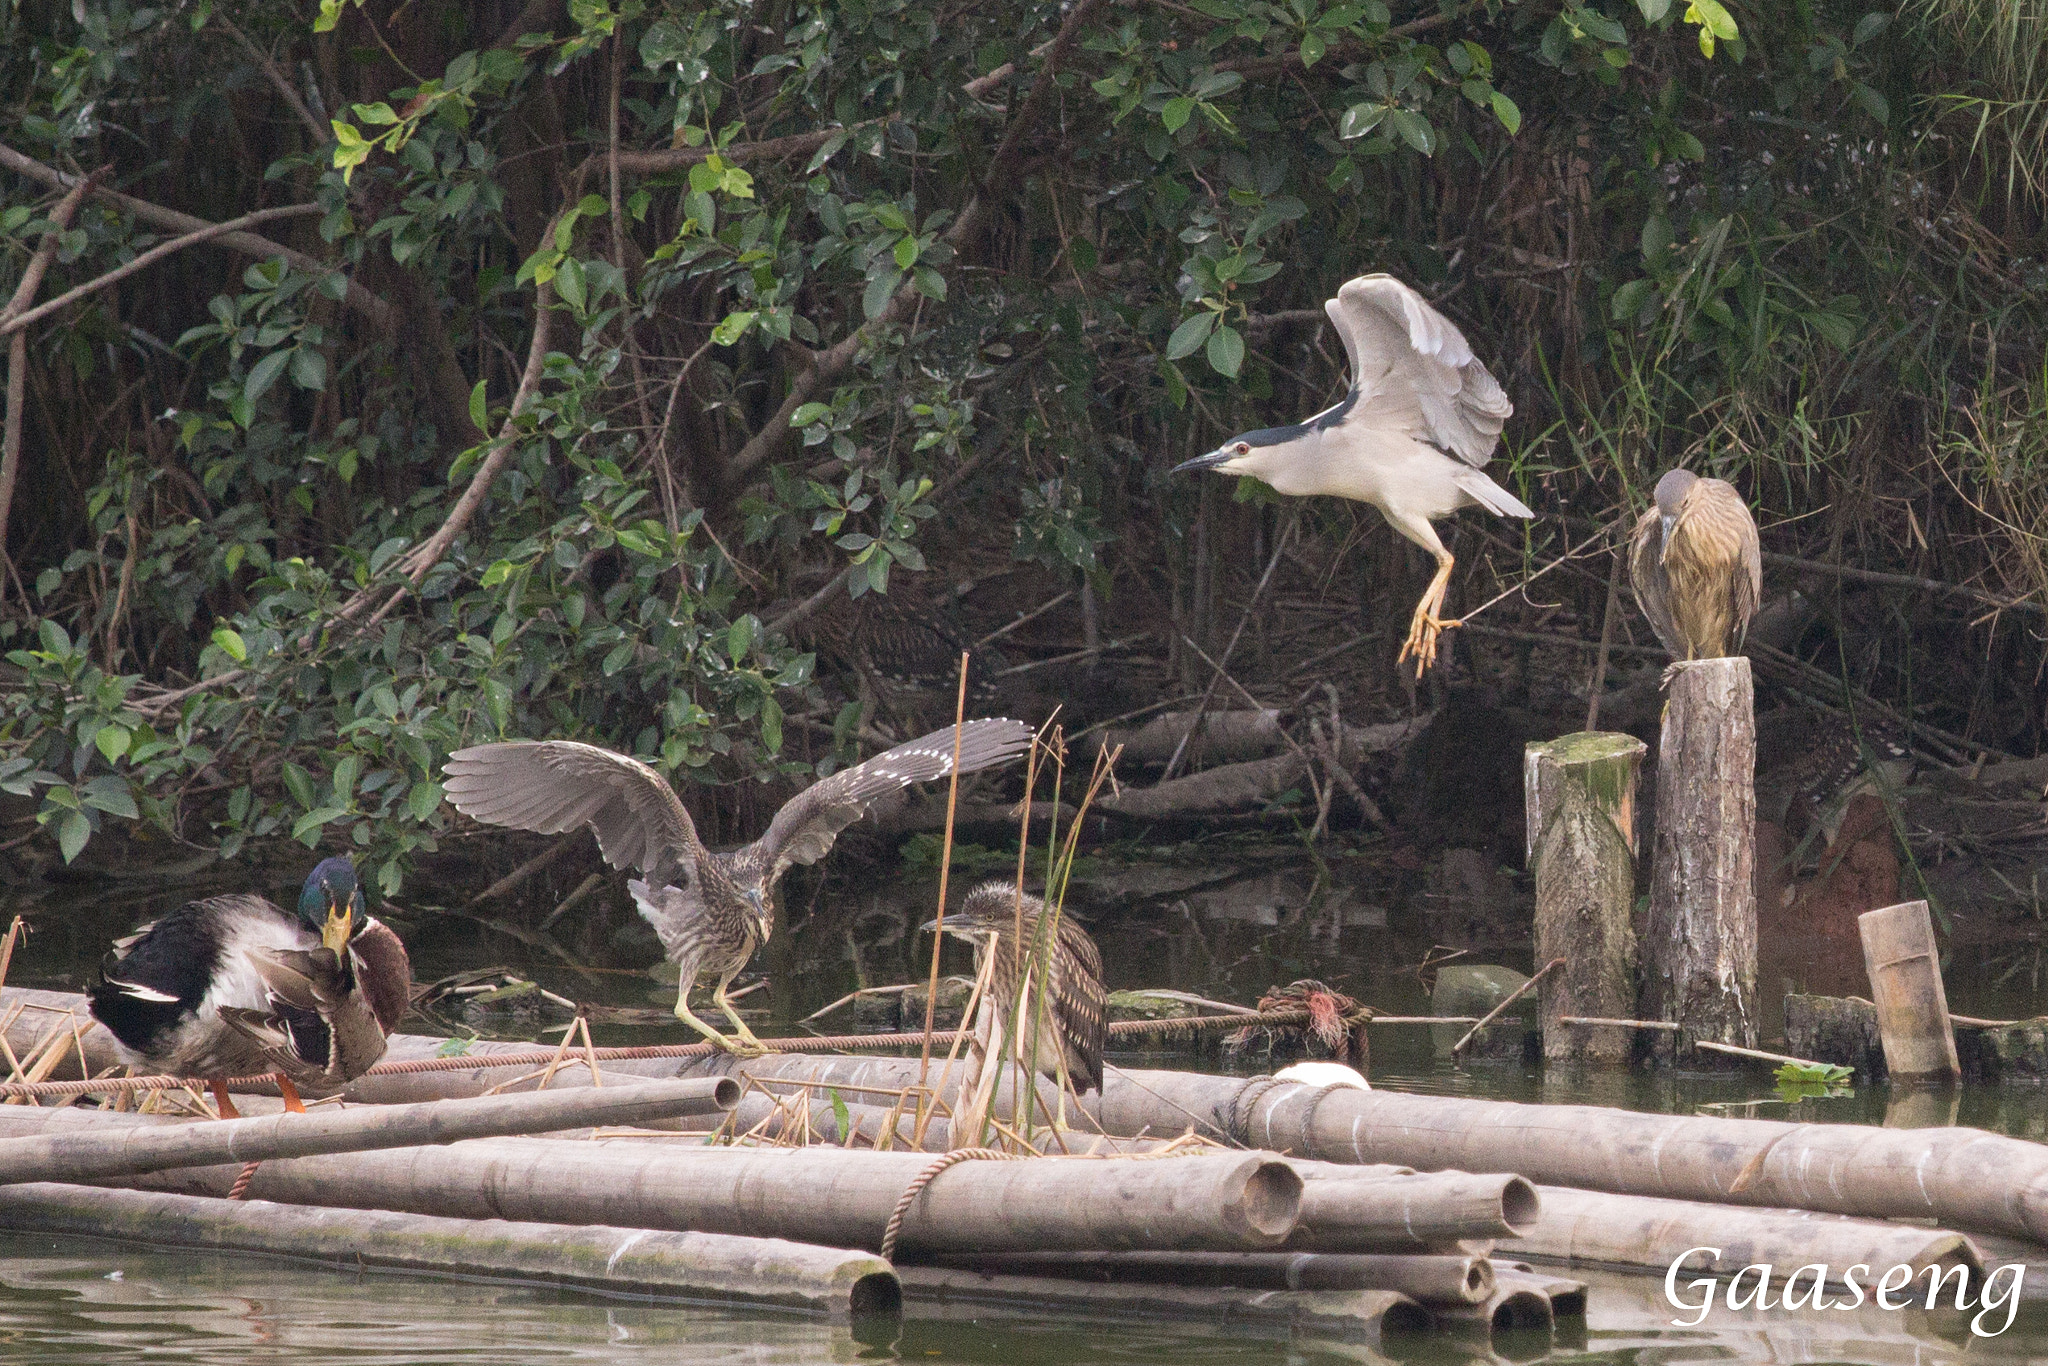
[0,1010,1313,1102]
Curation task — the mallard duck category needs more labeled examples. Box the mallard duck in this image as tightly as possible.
[87,857,412,1115]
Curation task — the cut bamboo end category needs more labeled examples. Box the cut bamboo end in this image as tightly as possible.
[1858,899,1960,1083]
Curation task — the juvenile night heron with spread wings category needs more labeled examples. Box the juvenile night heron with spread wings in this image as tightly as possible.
[444,719,1034,1055]
[1174,274,1530,675]
[924,882,1106,1094]
[1627,468,1761,662]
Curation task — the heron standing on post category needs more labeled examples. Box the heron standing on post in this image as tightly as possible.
[1174,274,1530,675]
[1626,468,1761,662]
[444,719,1034,1056]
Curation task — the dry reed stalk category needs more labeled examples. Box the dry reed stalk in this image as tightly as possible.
[911,652,972,1144]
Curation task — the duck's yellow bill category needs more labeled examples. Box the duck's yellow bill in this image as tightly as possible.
[322,901,354,953]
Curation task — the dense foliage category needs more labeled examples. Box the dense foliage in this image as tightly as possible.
[0,0,2039,890]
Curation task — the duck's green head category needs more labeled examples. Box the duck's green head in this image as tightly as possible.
[299,857,367,953]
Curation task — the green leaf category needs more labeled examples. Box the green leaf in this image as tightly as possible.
[1299,31,1326,67]
[244,349,291,406]
[1804,310,1858,351]
[1850,82,1888,124]
[1161,97,1195,133]
[790,403,834,427]
[211,627,248,662]
[711,310,757,346]
[1491,91,1521,135]
[352,101,400,126]
[828,1087,850,1139]
[314,0,347,32]
[283,761,318,811]
[1388,108,1436,154]
[332,753,361,801]
[892,235,919,270]
[728,614,756,663]
[408,780,444,822]
[1636,0,1672,19]
[1640,215,1675,263]
[1611,277,1656,322]
[1852,11,1888,46]
[82,776,138,819]
[1206,324,1245,378]
[290,347,327,391]
[469,378,488,431]
[555,257,587,312]
[863,269,903,319]
[56,809,89,863]
[292,806,349,843]
[93,724,131,764]
[1165,311,1217,360]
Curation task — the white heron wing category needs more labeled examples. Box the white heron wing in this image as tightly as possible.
[1326,275,1512,468]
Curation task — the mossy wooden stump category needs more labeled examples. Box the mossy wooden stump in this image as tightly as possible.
[1524,732,1645,1063]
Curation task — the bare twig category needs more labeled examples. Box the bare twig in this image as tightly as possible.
[0,205,323,337]
[215,14,326,140]
[1161,515,1297,781]
[1451,957,1562,1056]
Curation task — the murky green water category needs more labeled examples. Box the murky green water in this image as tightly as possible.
[7,845,2048,1363]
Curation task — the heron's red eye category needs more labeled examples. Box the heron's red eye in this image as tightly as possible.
[1235,442,1250,455]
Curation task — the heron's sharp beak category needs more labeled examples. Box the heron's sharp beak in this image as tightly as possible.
[918,916,941,936]
[321,897,354,954]
[1659,513,1677,549]
[746,889,772,937]
[1172,447,1234,475]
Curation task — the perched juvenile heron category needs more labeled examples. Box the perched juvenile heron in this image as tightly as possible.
[1174,274,1530,675]
[923,882,1106,1093]
[88,856,413,1116]
[1626,468,1761,662]
[444,719,1034,1056]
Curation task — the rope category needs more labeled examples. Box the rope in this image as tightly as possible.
[877,1147,1025,1263]
[226,1159,261,1201]
[1226,1075,1288,1147]
[0,1009,1323,1102]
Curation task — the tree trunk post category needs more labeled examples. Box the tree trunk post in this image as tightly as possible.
[1525,732,1645,1063]
[1858,899,1960,1084]
[1643,657,1757,1059]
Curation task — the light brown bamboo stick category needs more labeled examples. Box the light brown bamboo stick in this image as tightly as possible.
[1518,1184,1981,1284]
[917,1249,1495,1303]
[1289,1167,1540,1250]
[19,1114,1301,1256]
[0,1077,737,1184]
[0,1181,898,1317]
[1859,900,1961,1082]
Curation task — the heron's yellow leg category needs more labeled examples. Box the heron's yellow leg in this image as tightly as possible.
[1397,555,1461,676]
[713,978,769,1057]
[674,979,748,1054]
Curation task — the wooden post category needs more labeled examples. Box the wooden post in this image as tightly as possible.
[1858,900,1960,1083]
[1524,732,1645,1063]
[1643,657,1757,1056]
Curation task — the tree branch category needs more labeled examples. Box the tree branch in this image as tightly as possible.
[1,170,102,592]
[0,205,322,337]
[0,142,393,331]
[214,13,326,142]
[721,0,1111,489]
[1214,6,1469,78]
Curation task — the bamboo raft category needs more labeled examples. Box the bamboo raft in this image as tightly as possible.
[0,985,2036,1348]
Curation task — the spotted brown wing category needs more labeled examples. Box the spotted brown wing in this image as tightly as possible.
[443,740,702,889]
[756,718,1034,882]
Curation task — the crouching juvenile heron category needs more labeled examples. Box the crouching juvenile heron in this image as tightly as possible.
[1174,274,1531,675]
[1626,468,1761,662]
[444,719,1034,1056]
[924,882,1106,1094]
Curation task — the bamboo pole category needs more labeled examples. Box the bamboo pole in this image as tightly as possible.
[0,1078,736,1184]
[37,1121,1301,1256]
[1858,900,1961,1083]
[1518,1185,1982,1283]
[1289,1167,1540,1250]
[893,1265,1432,1340]
[0,1182,898,1317]
[1644,657,1758,1056]
[918,1250,1495,1303]
[1524,732,1644,1063]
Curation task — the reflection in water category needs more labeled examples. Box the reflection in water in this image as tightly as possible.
[2,1236,2047,1365]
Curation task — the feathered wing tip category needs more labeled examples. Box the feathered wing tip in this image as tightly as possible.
[1449,468,1534,520]
[869,717,1036,783]
[1330,274,1514,468]
[441,739,700,884]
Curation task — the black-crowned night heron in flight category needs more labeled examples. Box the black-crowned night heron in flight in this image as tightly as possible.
[444,720,1034,1055]
[1174,274,1530,675]
[924,882,1107,1093]
[1626,468,1761,662]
